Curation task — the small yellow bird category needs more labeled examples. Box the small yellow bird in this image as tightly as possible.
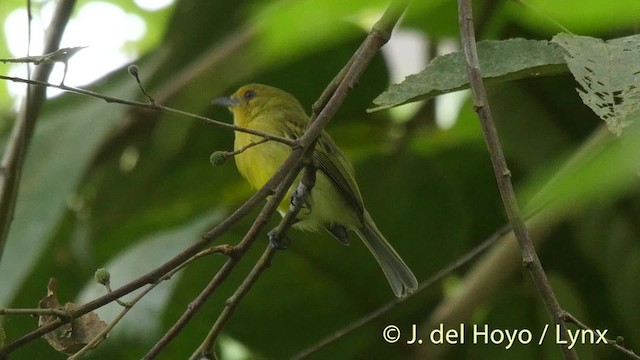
[213,84,418,297]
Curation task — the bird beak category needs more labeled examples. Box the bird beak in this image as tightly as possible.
[211,96,240,108]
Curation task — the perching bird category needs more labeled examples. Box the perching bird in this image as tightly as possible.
[212,84,418,297]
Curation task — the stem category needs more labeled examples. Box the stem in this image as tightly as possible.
[456,1,578,359]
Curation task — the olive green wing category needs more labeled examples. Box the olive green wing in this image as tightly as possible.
[314,131,365,219]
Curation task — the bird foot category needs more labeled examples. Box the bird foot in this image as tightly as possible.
[267,229,290,250]
[290,183,312,214]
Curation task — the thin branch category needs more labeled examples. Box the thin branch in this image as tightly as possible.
[0,75,297,147]
[66,245,232,360]
[142,157,307,360]
[0,0,76,264]
[0,308,70,319]
[563,312,640,360]
[223,138,270,159]
[298,0,409,148]
[0,141,305,356]
[456,1,578,359]
[127,65,155,104]
[193,162,318,359]
[191,245,277,360]
[148,1,410,358]
[0,1,409,358]
[290,223,509,360]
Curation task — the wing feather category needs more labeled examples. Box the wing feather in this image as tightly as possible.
[314,132,365,219]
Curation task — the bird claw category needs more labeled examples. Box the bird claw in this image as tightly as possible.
[290,184,312,214]
[268,229,290,250]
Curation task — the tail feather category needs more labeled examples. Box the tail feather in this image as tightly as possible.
[355,212,418,297]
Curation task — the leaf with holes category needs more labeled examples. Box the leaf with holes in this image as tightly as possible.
[552,33,640,136]
[369,38,568,111]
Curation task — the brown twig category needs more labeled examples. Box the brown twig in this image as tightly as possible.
[0,0,76,263]
[0,143,304,356]
[223,138,270,158]
[456,1,578,359]
[192,244,278,360]
[197,2,410,358]
[192,161,318,359]
[0,308,70,319]
[0,75,296,148]
[563,312,640,360]
[142,156,307,359]
[0,2,409,358]
[66,245,231,360]
[187,2,410,358]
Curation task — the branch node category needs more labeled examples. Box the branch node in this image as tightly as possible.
[472,102,484,112]
[291,139,305,150]
[371,27,392,43]
[219,244,236,257]
[227,246,242,259]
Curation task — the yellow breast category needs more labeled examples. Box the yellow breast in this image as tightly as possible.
[234,132,291,190]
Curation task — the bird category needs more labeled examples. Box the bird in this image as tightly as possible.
[212,84,418,297]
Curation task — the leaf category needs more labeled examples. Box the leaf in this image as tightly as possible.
[552,33,640,136]
[370,38,568,111]
[38,278,107,355]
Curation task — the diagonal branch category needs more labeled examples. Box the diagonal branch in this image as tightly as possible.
[147,2,410,358]
[0,2,410,358]
[142,155,308,360]
[0,141,305,357]
[456,1,578,359]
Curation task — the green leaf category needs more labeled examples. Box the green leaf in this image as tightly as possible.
[370,38,568,111]
[552,33,640,136]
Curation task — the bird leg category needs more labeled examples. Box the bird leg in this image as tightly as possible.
[289,158,317,215]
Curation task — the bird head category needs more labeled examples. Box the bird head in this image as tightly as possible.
[212,84,306,126]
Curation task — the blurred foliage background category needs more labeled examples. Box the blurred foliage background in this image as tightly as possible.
[0,0,639,359]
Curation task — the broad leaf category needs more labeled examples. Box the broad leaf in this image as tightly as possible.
[370,38,568,111]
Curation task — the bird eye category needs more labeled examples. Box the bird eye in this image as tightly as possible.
[243,89,256,100]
